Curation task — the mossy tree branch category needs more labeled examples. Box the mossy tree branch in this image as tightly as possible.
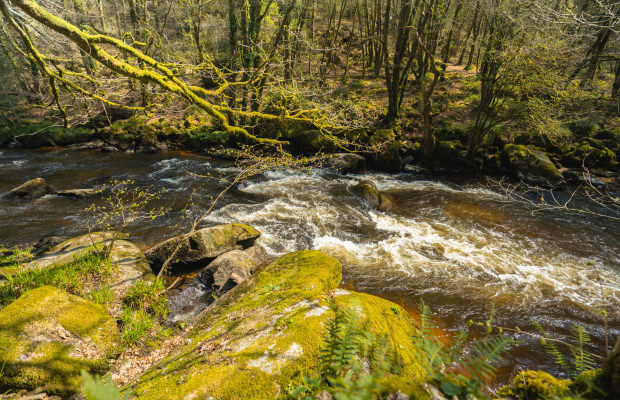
[0,0,343,144]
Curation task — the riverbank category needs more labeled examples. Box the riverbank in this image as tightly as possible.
[1,117,619,191]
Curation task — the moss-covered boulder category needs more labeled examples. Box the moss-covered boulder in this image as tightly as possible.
[370,129,403,172]
[20,232,154,299]
[497,370,570,399]
[125,251,424,400]
[145,224,261,274]
[0,286,119,395]
[4,178,56,199]
[561,140,616,168]
[433,140,477,172]
[288,129,336,155]
[352,180,393,212]
[501,144,564,186]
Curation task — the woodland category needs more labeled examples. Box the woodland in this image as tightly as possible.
[0,1,619,400]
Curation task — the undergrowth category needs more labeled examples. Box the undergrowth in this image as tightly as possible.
[118,278,169,346]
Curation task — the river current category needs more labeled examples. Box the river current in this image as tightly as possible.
[1,148,618,384]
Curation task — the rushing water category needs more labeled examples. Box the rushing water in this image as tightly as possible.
[1,148,619,384]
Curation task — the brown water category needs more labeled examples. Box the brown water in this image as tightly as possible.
[1,148,619,384]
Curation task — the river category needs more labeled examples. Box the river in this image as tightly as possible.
[1,148,619,385]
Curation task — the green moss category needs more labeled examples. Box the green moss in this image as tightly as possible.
[502,144,563,185]
[126,251,425,400]
[562,141,616,168]
[49,126,97,145]
[0,286,119,395]
[496,370,570,399]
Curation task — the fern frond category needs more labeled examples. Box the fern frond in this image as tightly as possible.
[534,321,573,376]
[462,335,514,382]
[570,325,597,374]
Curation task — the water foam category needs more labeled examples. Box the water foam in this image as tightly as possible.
[207,169,619,315]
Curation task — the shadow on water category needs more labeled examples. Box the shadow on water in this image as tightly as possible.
[1,148,619,385]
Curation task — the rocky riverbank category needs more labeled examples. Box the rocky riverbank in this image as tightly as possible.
[0,226,427,398]
[1,117,618,190]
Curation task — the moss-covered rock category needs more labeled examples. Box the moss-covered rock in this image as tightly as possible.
[324,153,367,173]
[20,232,154,300]
[353,179,381,208]
[369,129,403,172]
[433,140,477,172]
[125,251,425,400]
[501,144,564,186]
[145,224,261,274]
[288,129,336,155]
[0,286,119,395]
[496,370,570,399]
[561,140,616,168]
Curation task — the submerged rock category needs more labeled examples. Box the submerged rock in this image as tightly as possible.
[145,224,261,274]
[5,178,56,199]
[20,232,154,300]
[200,245,268,295]
[325,153,366,173]
[0,286,118,395]
[352,179,393,212]
[125,251,424,400]
[501,144,564,186]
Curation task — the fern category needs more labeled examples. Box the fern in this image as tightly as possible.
[81,371,129,400]
[369,333,392,376]
[319,304,365,380]
[571,325,597,375]
[414,303,514,398]
[535,322,598,377]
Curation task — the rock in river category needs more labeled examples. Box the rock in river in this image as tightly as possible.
[0,286,119,396]
[4,178,56,199]
[145,224,261,274]
[352,179,393,212]
[325,153,366,173]
[199,245,268,295]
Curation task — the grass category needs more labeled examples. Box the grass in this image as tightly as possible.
[119,279,170,346]
[0,249,114,308]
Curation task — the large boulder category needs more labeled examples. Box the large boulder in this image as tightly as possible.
[0,286,118,396]
[124,251,424,400]
[19,232,154,300]
[324,153,366,173]
[15,131,56,148]
[288,130,336,155]
[199,245,268,295]
[433,140,478,172]
[501,144,564,186]
[145,224,261,273]
[4,178,56,199]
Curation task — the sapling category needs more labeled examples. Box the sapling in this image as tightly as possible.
[85,179,168,260]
